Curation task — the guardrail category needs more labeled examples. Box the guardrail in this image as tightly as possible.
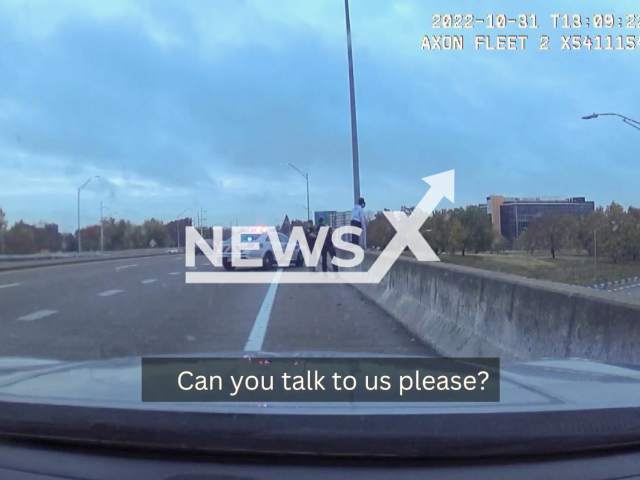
[341,250,640,364]
[0,248,180,272]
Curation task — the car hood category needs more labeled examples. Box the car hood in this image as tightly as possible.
[1,353,640,414]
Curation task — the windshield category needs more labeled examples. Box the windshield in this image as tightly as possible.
[1,0,640,460]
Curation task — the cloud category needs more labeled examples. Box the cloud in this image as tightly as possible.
[0,0,639,233]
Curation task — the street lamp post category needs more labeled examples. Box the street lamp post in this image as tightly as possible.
[582,112,640,132]
[77,176,99,254]
[281,163,310,221]
[344,0,361,204]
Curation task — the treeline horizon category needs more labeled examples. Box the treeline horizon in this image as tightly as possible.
[0,206,314,254]
[367,202,640,263]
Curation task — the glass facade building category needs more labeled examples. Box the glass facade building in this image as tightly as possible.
[487,196,595,244]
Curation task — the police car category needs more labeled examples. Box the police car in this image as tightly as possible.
[221,227,304,271]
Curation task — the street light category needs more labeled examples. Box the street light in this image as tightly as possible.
[280,163,310,221]
[77,175,99,254]
[176,209,187,249]
[344,0,361,204]
[582,112,640,132]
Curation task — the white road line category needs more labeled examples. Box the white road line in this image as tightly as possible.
[169,272,181,276]
[0,283,20,289]
[244,269,282,352]
[17,310,57,321]
[115,264,138,271]
[141,279,158,284]
[98,289,124,297]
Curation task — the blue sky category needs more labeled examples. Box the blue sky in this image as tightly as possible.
[1,0,639,232]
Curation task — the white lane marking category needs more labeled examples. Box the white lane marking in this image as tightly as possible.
[244,269,282,352]
[141,279,158,284]
[116,264,138,271]
[0,283,20,289]
[169,272,181,276]
[98,289,124,297]
[18,310,57,321]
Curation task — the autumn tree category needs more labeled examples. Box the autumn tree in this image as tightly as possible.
[451,206,493,255]
[516,227,538,255]
[367,211,395,250]
[4,221,37,254]
[526,213,576,259]
[575,209,607,256]
[490,233,510,253]
[421,211,451,255]
[447,218,467,254]
[599,203,625,263]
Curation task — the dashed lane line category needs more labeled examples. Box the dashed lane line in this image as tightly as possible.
[244,268,282,352]
[115,264,138,271]
[17,310,58,321]
[141,279,158,284]
[98,289,124,297]
[0,283,20,289]
[169,272,181,275]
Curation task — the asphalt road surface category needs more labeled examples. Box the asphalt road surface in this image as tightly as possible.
[0,254,437,361]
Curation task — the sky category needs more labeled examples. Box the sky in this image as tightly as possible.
[1,0,639,232]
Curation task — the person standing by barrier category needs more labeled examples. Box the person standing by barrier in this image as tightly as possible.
[350,197,366,246]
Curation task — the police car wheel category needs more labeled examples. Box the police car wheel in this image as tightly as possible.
[223,258,235,271]
[262,251,275,270]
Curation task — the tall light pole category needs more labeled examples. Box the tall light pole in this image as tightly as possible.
[582,112,640,132]
[281,163,310,221]
[77,175,99,254]
[345,0,361,204]
[176,209,187,249]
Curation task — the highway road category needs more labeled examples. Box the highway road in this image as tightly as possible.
[0,254,436,361]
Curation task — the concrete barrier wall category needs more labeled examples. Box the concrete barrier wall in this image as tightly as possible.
[346,251,640,364]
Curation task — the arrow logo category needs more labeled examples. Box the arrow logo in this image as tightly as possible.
[186,170,454,284]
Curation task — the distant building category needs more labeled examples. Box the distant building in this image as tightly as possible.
[314,210,351,228]
[486,195,595,243]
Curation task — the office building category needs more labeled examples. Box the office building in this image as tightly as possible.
[314,210,351,228]
[487,195,595,243]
